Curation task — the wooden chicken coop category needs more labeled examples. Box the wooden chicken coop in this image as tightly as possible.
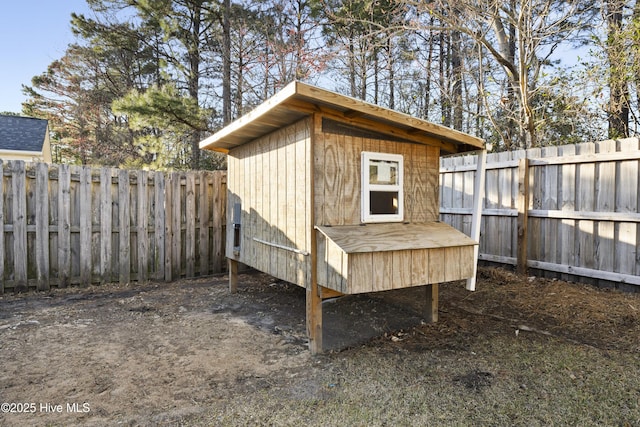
[200,81,486,353]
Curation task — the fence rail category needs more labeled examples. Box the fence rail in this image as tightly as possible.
[0,161,226,293]
[440,137,640,290]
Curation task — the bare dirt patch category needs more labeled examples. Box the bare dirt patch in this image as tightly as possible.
[0,267,639,426]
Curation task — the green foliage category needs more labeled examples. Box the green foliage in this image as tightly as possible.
[113,83,210,170]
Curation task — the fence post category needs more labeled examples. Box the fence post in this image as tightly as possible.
[517,157,530,275]
[466,149,487,291]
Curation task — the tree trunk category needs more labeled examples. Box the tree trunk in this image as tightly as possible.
[349,35,356,98]
[423,20,435,120]
[451,29,463,131]
[222,0,231,125]
[187,1,203,169]
[387,36,395,110]
[607,0,630,138]
[439,30,450,127]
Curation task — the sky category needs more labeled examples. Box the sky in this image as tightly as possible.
[0,0,92,114]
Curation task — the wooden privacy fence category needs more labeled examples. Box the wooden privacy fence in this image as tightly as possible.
[0,161,226,293]
[440,137,640,290]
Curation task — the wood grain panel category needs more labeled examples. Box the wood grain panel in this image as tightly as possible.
[444,246,461,282]
[323,132,342,225]
[349,253,373,293]
[342,134,362,224]
[372,251,392,291]
[428,248,446,283]
[392,250,411,289]
[410,249,428,285]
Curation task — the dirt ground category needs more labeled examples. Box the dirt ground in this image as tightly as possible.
[0,267,639,426]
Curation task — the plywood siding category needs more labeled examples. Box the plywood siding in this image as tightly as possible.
[314,118,441,226]
[316,222,477,294]
[227,118,312,287]
[344,246,475,294]
[316,232,348,293]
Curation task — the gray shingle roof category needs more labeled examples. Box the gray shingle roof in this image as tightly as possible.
[0,114,48,152]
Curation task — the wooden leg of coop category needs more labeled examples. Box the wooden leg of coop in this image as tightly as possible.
[424,283,439,323]
[306,282,323,354]
[228,258,238,294]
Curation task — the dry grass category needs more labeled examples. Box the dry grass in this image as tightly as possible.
[204,336,640,426]
[199,267,640,426]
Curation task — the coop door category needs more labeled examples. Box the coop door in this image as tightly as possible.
[361,152,404,223]
[232,202,241,253]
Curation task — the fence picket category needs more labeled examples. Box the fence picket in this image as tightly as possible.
[12,161,27,291]
[137,170,149,282]
[199,172,210,275]
[154,172,166,281]
[118,169,130,284]
[185,173,196,277]
[212,171,224,273]
[0,161,4,293]
[171,172,181,279]
[58,164,71,287]
[79,167,92,286]
[100,168,113,283]
[164,172,174,282]
[35,163,50,290]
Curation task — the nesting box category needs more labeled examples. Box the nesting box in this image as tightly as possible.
[200,82,485,353]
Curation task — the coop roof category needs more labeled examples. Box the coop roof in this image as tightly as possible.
[199,81,484,155]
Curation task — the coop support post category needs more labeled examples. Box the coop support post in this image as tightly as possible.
[466,149,487,291]
[228,258,238,293]
[517,157,530,275]
[307,113,322,355]
[424,283,439,323]
[306,278,322,354]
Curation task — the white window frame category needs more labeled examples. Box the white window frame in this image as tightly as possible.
[361,151,404,223]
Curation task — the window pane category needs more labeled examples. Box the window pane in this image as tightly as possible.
[369,160,398,185]
[369,191,399,215]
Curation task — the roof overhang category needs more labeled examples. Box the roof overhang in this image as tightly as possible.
[200,81,484,155]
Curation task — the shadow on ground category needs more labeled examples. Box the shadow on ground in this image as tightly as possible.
[212,271,434,352]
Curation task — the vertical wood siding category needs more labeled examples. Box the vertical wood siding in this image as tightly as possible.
[226,118,311,287]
